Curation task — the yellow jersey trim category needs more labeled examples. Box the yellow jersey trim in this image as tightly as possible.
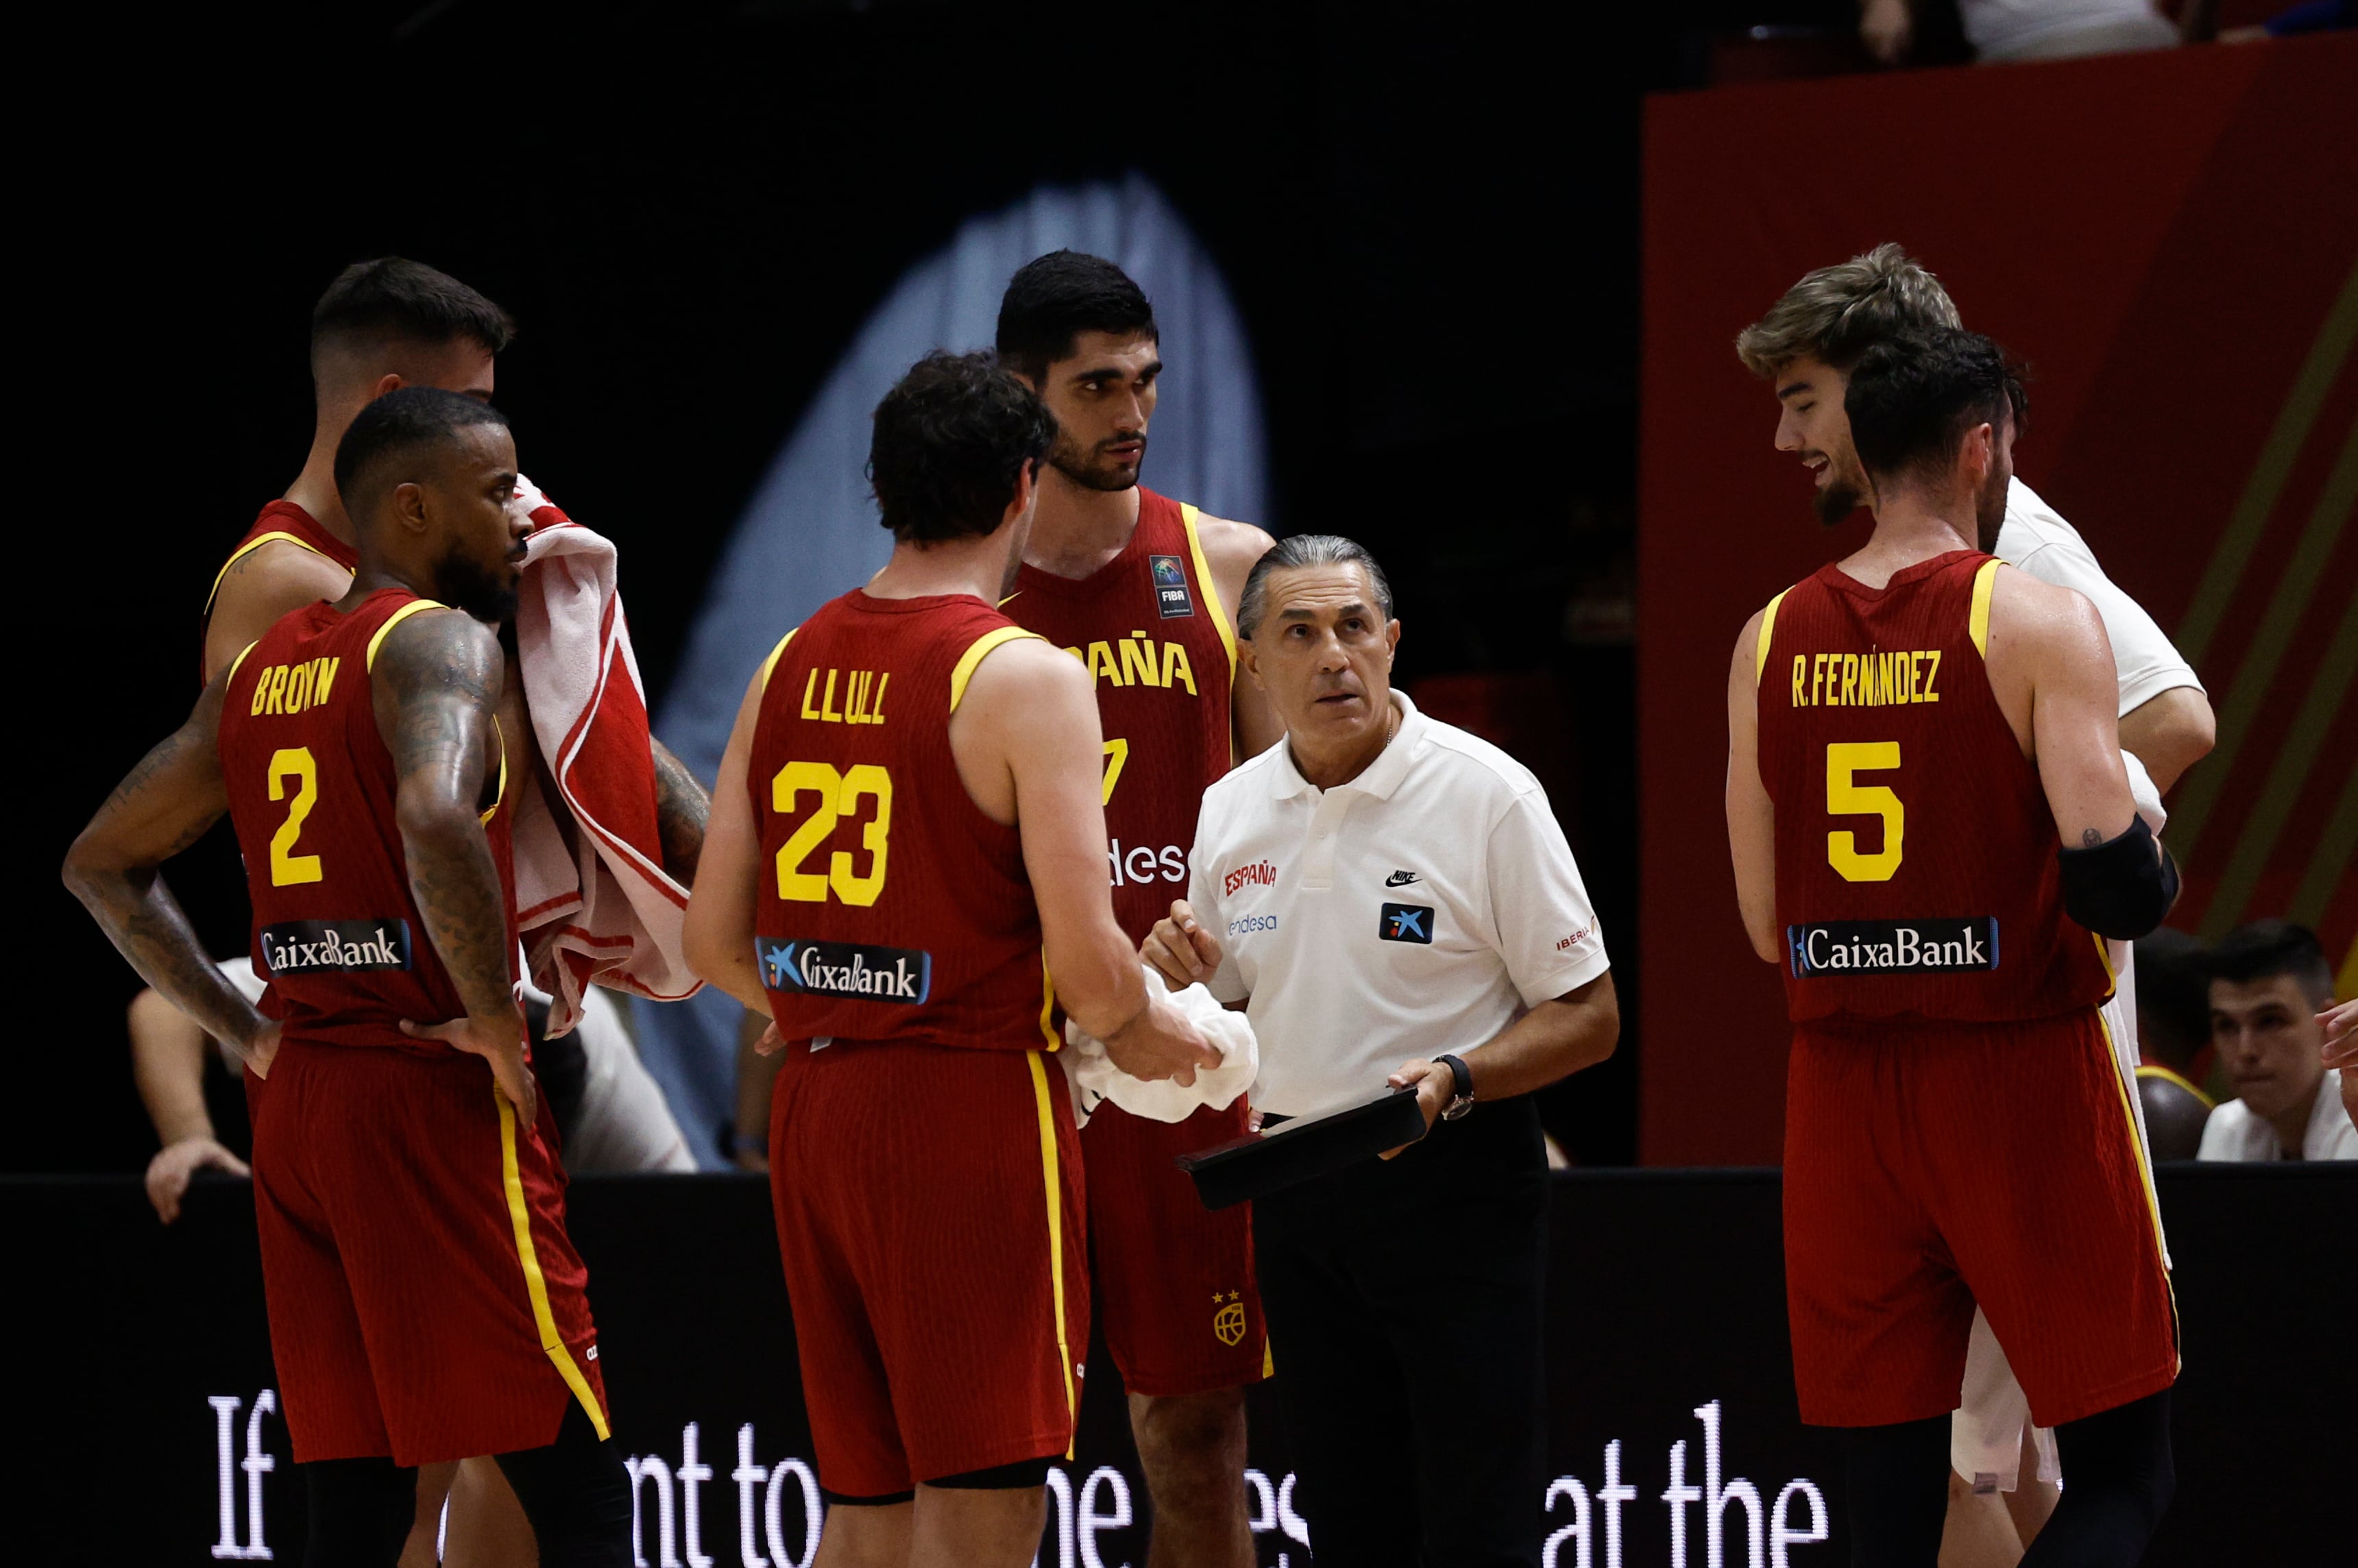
[2135,1062,2215,1110]
[1024,1053,1078,1452]
[1968,559,2001,658]
[481,715,510,827]
[225,640,262,685]
[204,530,348,613]
[365,598,449,672]
[1180,504,1239,683]
[948,626,1045,714]
[1037,956,1060,1051]
[2093,1012,2180,1365]
[496,1090,613,1439]
[1753,589,1790,684]
[757,628,798,692]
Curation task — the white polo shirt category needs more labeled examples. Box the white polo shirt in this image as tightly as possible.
[1187,689,1611,1118]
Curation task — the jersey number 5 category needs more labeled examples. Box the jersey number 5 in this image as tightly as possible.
[773,761,892,905]
[1825,742,1903,882]
[267,748,324,887]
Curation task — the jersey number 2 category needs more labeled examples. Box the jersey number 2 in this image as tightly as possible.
[267,747,324,887]
[1825,742,1903,882]
[773,761,892,905]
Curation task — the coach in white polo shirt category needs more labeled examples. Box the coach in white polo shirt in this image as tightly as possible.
[1145,535,1619,1567]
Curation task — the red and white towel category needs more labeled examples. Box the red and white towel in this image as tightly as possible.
[509,476,702,1034]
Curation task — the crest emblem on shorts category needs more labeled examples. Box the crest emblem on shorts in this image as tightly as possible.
[1151,554,1195,618]
[1211,1291,1248,1347]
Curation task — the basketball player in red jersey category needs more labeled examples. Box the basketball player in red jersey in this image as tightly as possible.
[685,350,1217,1567]
[1725,331,2178,1566]
[67,388,631,1567]
[990,252,1279,1568]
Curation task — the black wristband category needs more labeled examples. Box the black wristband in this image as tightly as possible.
[1435,1053,1474,1119]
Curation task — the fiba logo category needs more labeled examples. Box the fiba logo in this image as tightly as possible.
[1211,1290,1248,1347]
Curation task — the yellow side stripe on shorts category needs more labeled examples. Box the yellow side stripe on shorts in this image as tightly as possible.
[1024,1052,1078,1454]
[497,1090,611,1439]
[1037,956,1060,1051]
[2093,1012,2180,1370]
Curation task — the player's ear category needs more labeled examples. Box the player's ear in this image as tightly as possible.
[369,372,406,402]
[389,480,431,536]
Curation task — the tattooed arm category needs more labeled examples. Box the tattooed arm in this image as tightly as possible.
[63,665,277,1073]
[373,608,539,1121]
[649,736,710,885]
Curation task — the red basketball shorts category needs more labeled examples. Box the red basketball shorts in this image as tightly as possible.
[767,1038,1088,1499]
[252,1039,609,1465]
[1783,1009,2177,1430]
[1080,1097,1267,1397]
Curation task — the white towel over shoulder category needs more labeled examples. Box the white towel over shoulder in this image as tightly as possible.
[508,476,702,1036]
[1063,968,1258,1128]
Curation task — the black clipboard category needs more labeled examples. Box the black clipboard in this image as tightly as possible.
[1174,1086,1430,1210]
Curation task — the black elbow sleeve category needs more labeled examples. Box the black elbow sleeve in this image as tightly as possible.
[2058,816,2180,941]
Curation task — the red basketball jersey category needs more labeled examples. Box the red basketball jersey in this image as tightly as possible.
[204,502,361,674]
[1755,550,2112,1025]
[1003,489,1239,940]
[219,589,519,1047]
[751,591,1056,1051]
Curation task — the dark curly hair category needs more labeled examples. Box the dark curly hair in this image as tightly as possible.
[868,351,1055,543]
[1844,328,2028,488]
[995,252,1158,384]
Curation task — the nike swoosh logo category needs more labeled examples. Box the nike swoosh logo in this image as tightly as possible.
[1385,871,1419,886]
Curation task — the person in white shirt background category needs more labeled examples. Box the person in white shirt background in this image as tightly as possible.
[1144,533,1619,1567]
[2197,920,2357,1162]
[1734,243,2217,1565]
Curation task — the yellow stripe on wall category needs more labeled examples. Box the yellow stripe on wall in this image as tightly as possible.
[948,626,1044,713]
[1023,1053,1078,1453]
[496,1092,611,1439]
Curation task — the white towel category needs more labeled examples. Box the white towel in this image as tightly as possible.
[1062,967,1259,1128]
[508,476,702,1036]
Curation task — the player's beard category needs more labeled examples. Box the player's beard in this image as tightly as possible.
[1814,473,1866,528]
[1975,466,2010,552]
[439,544,522,626]
[1049,429,1145,493]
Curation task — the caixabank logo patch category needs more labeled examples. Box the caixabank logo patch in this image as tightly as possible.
[1380,903,1435,944]
[759,939,932,1003]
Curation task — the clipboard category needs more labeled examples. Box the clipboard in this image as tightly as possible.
[1174,1086,1431,1210]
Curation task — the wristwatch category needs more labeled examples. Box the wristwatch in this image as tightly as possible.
[1434,1053,1476,1121]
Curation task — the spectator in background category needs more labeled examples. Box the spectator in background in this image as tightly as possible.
[2198,922,2355,1162]
[1861,0,2180,66]
[2132,928,2214,1160]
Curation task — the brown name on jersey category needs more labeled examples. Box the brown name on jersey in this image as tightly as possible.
[247,657,343,717]
[1061,632,1200,695]
[799,667,890,726]
[1788,649,1943,709]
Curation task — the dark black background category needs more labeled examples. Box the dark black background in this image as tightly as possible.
[14,1165,2337,1563]
[28,0,1858,1175]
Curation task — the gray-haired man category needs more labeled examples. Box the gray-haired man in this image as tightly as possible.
[1145,535,1620,1566]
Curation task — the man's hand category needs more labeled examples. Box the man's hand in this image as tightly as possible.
[1143,899,1224,990]
[402,1011,537,1127]
[1100,993,1220,1086]
[235,1020,282,1081]
[2321,999,2357,1132]
[1379,1058,1452,1159]
[145,1137,251,1224]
